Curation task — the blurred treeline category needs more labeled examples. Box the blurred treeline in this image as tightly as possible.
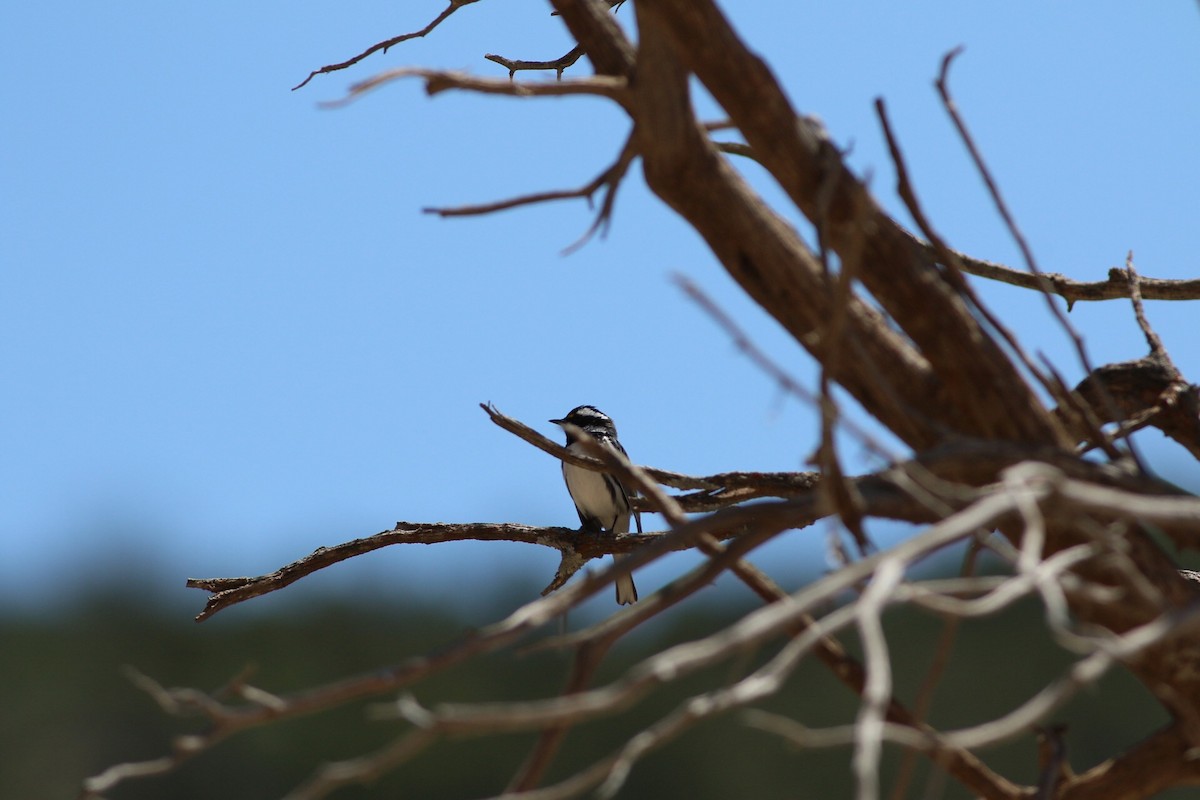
[1,575,1191,800]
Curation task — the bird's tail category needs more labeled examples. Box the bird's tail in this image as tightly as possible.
[613,554,638,605]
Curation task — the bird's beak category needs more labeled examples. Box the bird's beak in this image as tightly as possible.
[549,418,563,426]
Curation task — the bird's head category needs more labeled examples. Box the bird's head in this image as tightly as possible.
[550,405,617,441]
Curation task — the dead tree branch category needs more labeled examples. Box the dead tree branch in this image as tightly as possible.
[88,4,1200,799]
[321,68,628,109]
[948,254,1200,307]
[292,0,483,91]
[485,45,585,80]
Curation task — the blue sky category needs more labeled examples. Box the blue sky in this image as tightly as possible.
[3,2,1198,617]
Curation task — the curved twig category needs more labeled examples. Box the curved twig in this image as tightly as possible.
[292,0,482,91]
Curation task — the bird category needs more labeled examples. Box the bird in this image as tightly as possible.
[549,405,640,605]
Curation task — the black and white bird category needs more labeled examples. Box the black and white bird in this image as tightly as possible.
[550,405,640,605]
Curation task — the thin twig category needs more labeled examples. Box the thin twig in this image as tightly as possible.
[463,481,1051,800]
[320,68,627,109]
[486,45,585,80]
[936,48,1145,472]
[874,97,1063,425]
[293,0,482,91]
[946,252,1200,306]
[284,729,437,800]
[487,0,626,80]
[386,483,1037,737]
[561,134,640,254]
[1125,255,1170,360]
[422,134,639,257]
[673,275,896,464]
[507,639,614,792]
[888,540,981,800]
[480,402,820,496]
[98,502,806,797]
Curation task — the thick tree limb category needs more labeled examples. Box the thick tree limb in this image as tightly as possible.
[935,50,1141,471]
[378,474,1058,799]
[1070,356,1200,463]
[189,412,1193,623]
[1057,265,1200,462]
[629,0,1200,727]
[642,0,1067,448]
[108,446,1199,799]
[101,6,1200,799]
[438,492,1197,800]
[716,123,1195,306]
[1058,721,1200,800]
[629,4,946,450]
[549,0,635,78]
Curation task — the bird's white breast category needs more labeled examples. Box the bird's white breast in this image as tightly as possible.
[561,439,629,533]
[563,462,617,522]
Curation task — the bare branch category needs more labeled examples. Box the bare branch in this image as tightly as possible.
[1125,256,1170,360]
[888,542,982,800]
[423,479,1048,800]
[293,0,483,91]
[100,449,1200,798]
[156,505,809,800]
[283,729,437,800]
[320,68,627,109]
[188,521,559,621]
[744,598,1200,793]
[423,134,639,256]
[485,45,585,80]
[380,484,1029,737]
[1058,722,1200,799]
[98,526,718,796]
[673,276,897,464]
[646,0,1065,447]
[480,402,822,498]
[945,607,1200,751]
[548,0,635,78]
[712,145,1200,305]
[692,147,1200,305]
[188,421,1196,623]
[949,252,1200,306]
[937,50,1162,489]
[82,754,192,799]
[936,48,1040,290]
[561,133,640,253]
[874,98,1065,413]
[423,183,607,219]
[507,638,615,792]
[1035,725,1072,799]
[1069,356,1200,464]
[93,8,1200,799]
[185,519,697,622]
[853,560,905,800]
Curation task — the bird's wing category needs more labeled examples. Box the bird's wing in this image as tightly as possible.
[609,437,643,535]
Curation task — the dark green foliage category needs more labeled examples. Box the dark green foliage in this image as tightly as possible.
[0,579,1190,799]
